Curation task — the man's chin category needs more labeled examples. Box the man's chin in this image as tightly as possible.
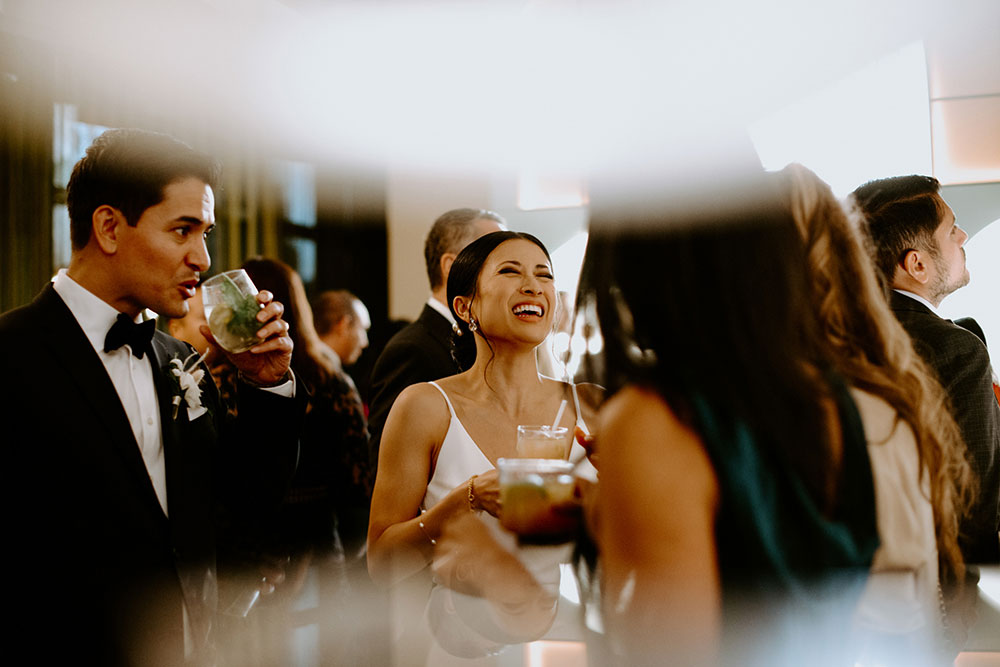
[157,300,190,320]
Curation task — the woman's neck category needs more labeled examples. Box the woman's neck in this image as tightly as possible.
[466,341,544,404]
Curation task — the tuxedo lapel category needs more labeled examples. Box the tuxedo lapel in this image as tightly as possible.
[151,336,183,467]
[150,333,219,651]
[35,286,166,519]
[418,304,455,357]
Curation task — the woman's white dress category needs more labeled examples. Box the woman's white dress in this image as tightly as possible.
[415,381,590,665]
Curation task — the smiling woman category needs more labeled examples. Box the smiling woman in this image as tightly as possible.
[367,231,600,662]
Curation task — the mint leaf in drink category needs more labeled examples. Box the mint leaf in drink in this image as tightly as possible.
[216,275,264,350]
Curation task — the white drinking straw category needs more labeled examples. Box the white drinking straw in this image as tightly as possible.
[551,399,568,429]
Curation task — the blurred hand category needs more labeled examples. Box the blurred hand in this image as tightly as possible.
[576,427,599,470]
[432,513,558,639]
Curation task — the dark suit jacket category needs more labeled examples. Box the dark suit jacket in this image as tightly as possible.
[366,304,459,464]
[890,291,1000,563]
[1,284,301,665]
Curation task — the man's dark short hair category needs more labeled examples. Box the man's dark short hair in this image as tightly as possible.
[66,128,221,249]
[312,289,359,336]
[851,175,948,286]
[423,208,505,290]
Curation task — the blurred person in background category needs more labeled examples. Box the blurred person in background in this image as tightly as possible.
[166,282,238,418]
[578,179,879,665]
[780,163,974,662]
[367,208,506,465]
[314,289,371,370]
[852,175,999,565]
[242,257,373,665]
[310,288,375,558]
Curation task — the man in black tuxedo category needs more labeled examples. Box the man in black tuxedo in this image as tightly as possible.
[854,174,999,563]
[366,208,505,464]
[1,129,301,664]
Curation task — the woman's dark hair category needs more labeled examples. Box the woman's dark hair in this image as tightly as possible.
[578,194,838,507]
[241,257,335,392]
[447,231,551,371]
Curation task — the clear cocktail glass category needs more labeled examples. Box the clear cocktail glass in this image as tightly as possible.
[201,269,264,354]
[498,458,579,545]
[515,425,572,459]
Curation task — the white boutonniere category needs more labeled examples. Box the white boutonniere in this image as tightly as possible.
[170,351,209,421]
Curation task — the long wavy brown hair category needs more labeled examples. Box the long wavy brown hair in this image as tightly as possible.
[778,163,974,586]
[242,257,336,393]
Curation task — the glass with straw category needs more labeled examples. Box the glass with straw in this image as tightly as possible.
[500,399,580,543]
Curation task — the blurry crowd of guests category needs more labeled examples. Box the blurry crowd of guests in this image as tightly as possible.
[168,166,998,666]
[11,126,996,666]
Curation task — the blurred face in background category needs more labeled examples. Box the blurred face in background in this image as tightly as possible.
[332,299,371,365]
[167,285,211,355]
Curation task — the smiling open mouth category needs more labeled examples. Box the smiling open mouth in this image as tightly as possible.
[513,303,544,317]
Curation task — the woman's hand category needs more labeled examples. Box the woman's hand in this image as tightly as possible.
[432,512,508,597]
[431,513,557,640]
[575,426,599,470]
[468,469,501,517]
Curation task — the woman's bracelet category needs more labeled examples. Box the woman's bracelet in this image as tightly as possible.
[468,475,479,512]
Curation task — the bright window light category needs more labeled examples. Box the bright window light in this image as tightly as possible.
[749,41,932,197]
[938,220,1000,353]
[518,170,589,211]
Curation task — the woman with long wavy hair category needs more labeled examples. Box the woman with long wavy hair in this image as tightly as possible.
[777,164,974,657]
[580,181,882,665]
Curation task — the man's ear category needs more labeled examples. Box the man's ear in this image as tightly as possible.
[92,205,123,255]
[440,253,457,285]
[901,248,930,285]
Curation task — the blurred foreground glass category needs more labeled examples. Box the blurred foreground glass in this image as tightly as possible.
[202,269,264,353]
[498,458,578,545]
[516,425,571,459]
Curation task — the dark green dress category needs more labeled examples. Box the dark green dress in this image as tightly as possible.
[694,377,879,666]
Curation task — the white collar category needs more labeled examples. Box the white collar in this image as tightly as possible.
[893,288,940,315]
[52,269,147,356]
[426,296,456,326]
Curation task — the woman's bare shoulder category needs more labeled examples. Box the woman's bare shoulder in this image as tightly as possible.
[601,386,710,470]
[601,385,675,430]
[386,382,453,433]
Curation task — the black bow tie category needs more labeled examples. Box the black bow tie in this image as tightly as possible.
[104,313,155,359]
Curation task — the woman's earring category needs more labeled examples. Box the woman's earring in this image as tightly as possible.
[469,318,478,333]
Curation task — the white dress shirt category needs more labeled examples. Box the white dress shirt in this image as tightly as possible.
[426,296,456,326]
[53,270,170,516]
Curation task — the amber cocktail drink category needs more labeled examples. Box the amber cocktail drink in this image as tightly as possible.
[498,458,579,545]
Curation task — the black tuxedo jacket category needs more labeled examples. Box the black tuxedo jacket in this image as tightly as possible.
[1,284,301,665]
[366,304,460,464]
[890,291,1000,563]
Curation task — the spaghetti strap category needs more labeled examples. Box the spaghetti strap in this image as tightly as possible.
[570,382,590,436]
[427,381,457,419]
